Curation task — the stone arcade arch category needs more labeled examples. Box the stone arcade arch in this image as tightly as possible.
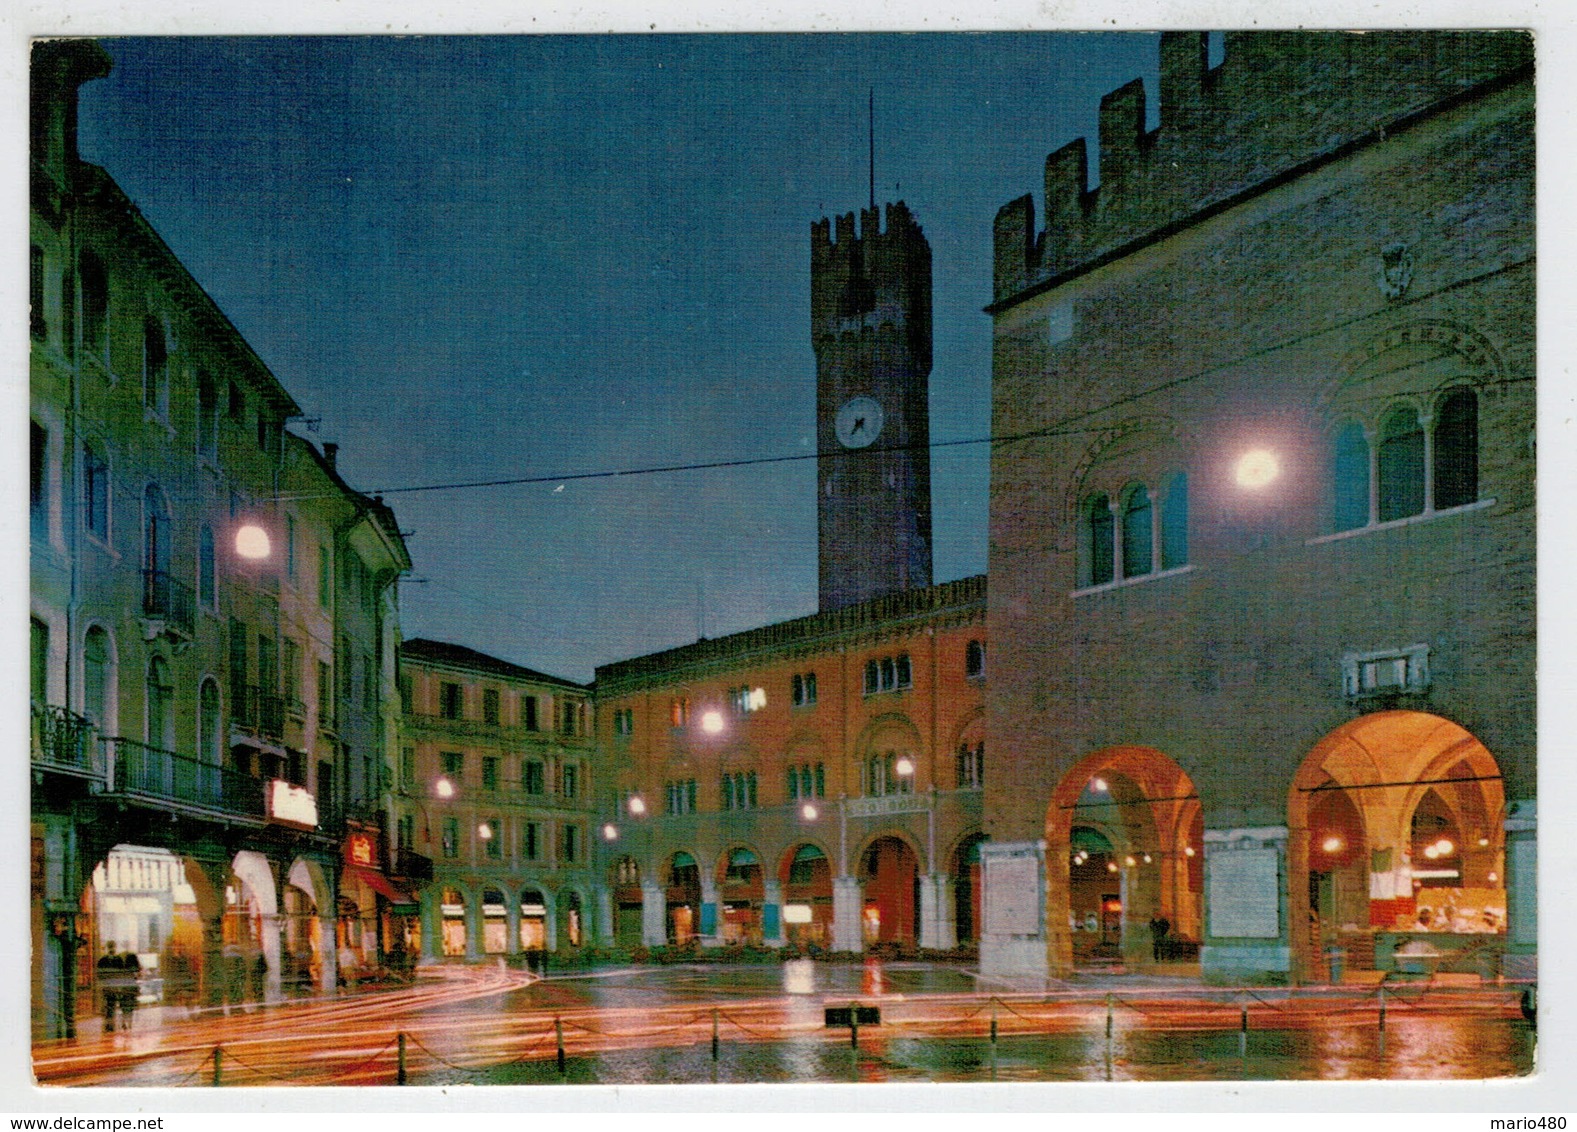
[777,841,834,950]
[1046,747,1203,977]
[716,846,765,945]
[855,831,924,950]
[1288,710,1507,984]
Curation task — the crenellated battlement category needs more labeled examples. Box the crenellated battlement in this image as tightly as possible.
[991,30,1533,310]
[811,199,932,359]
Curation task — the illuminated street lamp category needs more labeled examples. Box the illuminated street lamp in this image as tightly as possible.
[800,802,819,822]
[700,710,724,734]
[235,522,272,560]
[1234,449,1281,489]
[1091,776,1109,793]
[434,776,455,799]
[894,756,915,779]
[601,823,619,842]
[627,795,647,816]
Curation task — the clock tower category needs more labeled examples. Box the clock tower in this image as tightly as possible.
[811,201,933,612]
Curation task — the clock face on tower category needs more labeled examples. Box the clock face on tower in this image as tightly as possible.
[834,396,885,449]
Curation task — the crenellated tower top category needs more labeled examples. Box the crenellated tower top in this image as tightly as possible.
[990,30,1533,312]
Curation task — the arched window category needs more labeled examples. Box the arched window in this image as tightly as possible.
[198,678,221,765]
[143,484,172,619]
[1433,388,1479,510]
[80,250,108,362]
[142,316,168,415]
[965,639,985,679]
[146,656,174,750]
[1377,406,1425,522]
[1121,485,1153,578]
[1160,471,1189,569]
[198,524,217,611]
[84,626,112,731]
[1080,493,1114,587]
[1333,421,1371,531]
[196,370,218,459]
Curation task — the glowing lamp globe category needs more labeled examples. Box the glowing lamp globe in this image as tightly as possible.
[700,710,724,734]
[1234,449,1280,489]
[235,524,272,560]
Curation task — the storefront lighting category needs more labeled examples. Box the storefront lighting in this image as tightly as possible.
[1478,836,1491,848]
[1487,871,1498,883]
[1423,844,1439,859]
[1124,855,1136,868]
[701,710,724,734]
[235,523,271,560]
[1184,846,1196,858]
[1142,853,1152,864]
[1436,838,1454,857]
[1234,448,1280,489]
[1106,861,1118,873]
[434,777,455,799]
[1321,835,1343,853]
[1091,777,1109,793]
[477,823,492,840]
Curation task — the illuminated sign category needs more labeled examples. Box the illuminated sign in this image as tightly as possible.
[782,904,813,924]
[345,832,377,867]
[266,780,318,830]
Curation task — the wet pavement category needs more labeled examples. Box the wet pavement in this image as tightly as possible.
[33,959,1535,1086]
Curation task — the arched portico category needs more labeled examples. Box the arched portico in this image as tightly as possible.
[1288,710,1509,984]
[855,831,924,949]
[1046,747,1203,978]
[715,846,764,945]
[778,840,833,949]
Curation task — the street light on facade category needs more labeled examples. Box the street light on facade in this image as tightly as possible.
[235,522,272,560]
[434,776,455,799]
[700,710,724,734]
[800,802,819,822]
[1234,448,1281,489]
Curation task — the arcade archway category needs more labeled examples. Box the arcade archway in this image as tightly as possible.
[1288,711,1506,983]
[778,842,833,949]
[857,834,921,949]
[717,847,763,945]
[666,852,701,944]
[1047,748,1203,976]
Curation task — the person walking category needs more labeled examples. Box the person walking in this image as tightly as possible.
[1148,914,1171,963]
[115,947,141,1030]
[96,943,122,1032]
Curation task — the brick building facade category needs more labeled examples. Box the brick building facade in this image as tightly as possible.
[982,32,1534,984]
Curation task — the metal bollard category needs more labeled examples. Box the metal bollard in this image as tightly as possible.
[1378,987,1387,1033]
[556,1016,566,1075]
[397,1032,407,1085]
[1239,1003,1249,1059]
[211,1045,223,1087]
[850,1011,859,1051]
[712,1008,720,1062]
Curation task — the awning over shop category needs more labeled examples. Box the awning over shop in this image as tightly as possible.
[344,866,416,910]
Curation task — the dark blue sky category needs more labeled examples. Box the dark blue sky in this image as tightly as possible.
[79,34,1167,682]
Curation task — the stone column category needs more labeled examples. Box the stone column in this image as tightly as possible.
[831,875,864,954]
[465,892,483,960]
[594,884,615,948]
[761,879,785,947]
[504,892,522,957]
[317,915,338,993]
[641,881,667,947]
[419,887,441,961]
[1200,827,1289,986]
[918,874,956,951]
[1503,800,1537,981]
[258,912,283,1002]
[699,876,722,947]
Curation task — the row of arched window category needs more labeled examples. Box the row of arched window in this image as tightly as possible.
[1332,387,1479,532]
[1075,388,1483,586]
[1078,473,1189,589]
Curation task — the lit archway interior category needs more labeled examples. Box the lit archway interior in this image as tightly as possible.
[1289,710,1505,982]
[717,848,763,945]
[778,842,832,949]
[1047,747,1203,976]
[667,852,701,944]
[858,834,921,948]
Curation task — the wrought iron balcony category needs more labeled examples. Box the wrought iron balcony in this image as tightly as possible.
[232,684,286,740]
[104,737,266,820]
[140,568,194,638]
[30,703,101,777]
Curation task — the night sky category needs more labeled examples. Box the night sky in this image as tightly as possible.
[77,34,1171,683]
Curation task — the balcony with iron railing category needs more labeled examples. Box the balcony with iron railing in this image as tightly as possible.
[141,568,194,638]
[104,737,267,821]
[232,684,286,741]
[30,703,102,779]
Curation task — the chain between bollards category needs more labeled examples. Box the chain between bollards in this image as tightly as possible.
[211,1045,223,1087]
[397,1031,407,1085]
[555,1016,566,1076]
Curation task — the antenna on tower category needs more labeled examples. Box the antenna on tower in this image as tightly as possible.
[868,87,875,211]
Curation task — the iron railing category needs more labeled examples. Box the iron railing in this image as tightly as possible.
[30,703,100,775]
[104,737,266,819]
[141,568,195,637]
